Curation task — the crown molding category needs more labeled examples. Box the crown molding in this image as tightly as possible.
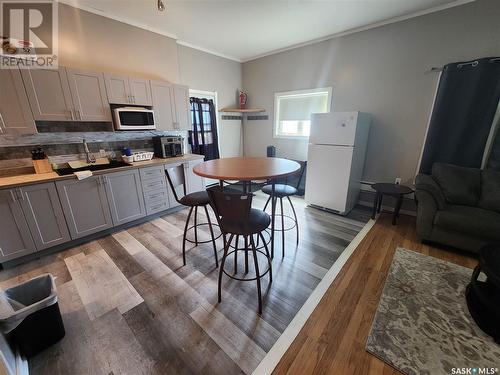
[176,41,241,63]
[241,0,476,63]
[56,0,241,62]
[56,0,475,65]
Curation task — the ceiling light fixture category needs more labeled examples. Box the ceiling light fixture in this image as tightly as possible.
[157,0,165,12]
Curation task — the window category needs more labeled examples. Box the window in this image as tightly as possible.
[274,87,332,138]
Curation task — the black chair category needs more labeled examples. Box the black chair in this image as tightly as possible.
[165,165,219,267]
[207,186,272,314]
[261,161,306,257]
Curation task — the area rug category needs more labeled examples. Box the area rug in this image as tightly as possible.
[366,247,500,375]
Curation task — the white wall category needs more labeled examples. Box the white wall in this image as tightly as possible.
[242,0,500,184]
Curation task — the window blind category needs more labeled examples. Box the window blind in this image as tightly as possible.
[277,92,329,122]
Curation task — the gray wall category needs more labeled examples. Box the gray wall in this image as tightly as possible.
[178,46,243,158]
[1,3,243,157]
[242,0,500,185]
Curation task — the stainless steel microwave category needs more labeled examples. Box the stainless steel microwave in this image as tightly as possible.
[113,107,156,131]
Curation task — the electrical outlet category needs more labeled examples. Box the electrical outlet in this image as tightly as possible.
[395,178,402,185]
[99,149,107,158]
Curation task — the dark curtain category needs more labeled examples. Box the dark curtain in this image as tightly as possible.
[419,57,500,174]
[189,97,220,161]
[486,126,500,170]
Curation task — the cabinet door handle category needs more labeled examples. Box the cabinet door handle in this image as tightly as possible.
[69,110,74,120]
[0,113,5,133]
[77,110,82,120]
[17,189,24,201]
[133,95,136,103]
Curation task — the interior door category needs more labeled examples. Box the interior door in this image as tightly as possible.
[0,69,36,135]
[67,68,111,122]
[305,144,353,213]
[150,80,175,130]
[173,85,191,130]
[0,189,36,262]
[21,67,74,121]
[129,78,152,106]
[104,74,131,104]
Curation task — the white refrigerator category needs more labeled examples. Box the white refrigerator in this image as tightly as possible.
[305,112,371,215]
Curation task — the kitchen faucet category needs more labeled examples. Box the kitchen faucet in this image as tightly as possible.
[83,139,96,164]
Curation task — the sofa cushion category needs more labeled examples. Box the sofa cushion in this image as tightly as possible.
[431,163,480,206]
[479,169,500,213]
[434,205,500,240]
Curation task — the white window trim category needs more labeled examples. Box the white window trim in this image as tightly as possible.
[273,87,332,140]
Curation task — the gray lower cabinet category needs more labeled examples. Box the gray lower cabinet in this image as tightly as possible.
[104,169,146,226]
[140,166,171,215]
[19,182,71,251]
[0,189,36,262]
[56,176,113,240]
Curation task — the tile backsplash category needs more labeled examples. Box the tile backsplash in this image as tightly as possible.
[0,130,189,174]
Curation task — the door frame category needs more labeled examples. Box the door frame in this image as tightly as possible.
[189,89,220,187]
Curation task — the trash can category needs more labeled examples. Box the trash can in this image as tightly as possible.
[0,274,65,358]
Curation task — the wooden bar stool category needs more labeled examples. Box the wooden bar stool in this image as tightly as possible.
[165,165,220,267]
[207,186,272,314]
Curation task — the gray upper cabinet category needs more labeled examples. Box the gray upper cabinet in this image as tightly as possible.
[104,74,130,104]
[66,69,111,122]
[173,85,191,130]
[19,182,71,251]
[104,74,152,106]
[21,67,74,121]
[104,169,146,226]
[129,78,152,106]
[151,81,191,131]
[0,189,36,262]
[0,69,36,135]
[56,176,113,240]
[150,80,175,130]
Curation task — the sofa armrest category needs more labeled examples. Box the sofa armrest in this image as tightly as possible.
[415,190,438,239]
[415,174,446,209]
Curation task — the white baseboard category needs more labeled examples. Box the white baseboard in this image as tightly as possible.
[251,218,376,375]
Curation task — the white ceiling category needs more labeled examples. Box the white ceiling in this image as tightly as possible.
[60,0,473,62]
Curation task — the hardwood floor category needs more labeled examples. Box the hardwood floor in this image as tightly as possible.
[273,213,478,375]
[0,193,370,375]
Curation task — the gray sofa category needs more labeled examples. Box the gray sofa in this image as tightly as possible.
[415,163,500,253]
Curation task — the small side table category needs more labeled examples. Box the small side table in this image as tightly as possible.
[371,183,414,225]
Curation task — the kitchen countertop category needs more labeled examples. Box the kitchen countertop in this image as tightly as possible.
[0,154,204,189]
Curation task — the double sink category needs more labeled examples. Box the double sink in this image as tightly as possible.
[54,160,131,176]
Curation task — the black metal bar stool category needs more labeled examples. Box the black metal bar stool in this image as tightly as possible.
[207,186,272,314]
[260,161,305,257]
[165,165,220,267]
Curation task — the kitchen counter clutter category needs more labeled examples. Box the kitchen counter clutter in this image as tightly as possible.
[0,154,203,189]
[0,154,205,265]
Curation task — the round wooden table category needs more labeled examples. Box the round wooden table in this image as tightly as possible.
[193,157,301,257]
